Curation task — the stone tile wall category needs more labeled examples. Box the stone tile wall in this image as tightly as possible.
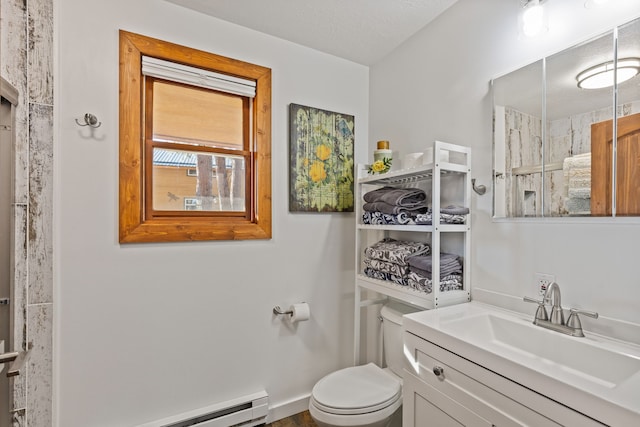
[1,0,54,425]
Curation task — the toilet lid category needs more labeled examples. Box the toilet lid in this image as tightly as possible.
[311,363,401,415]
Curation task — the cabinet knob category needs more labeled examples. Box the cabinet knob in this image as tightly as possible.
[432,366,444,377]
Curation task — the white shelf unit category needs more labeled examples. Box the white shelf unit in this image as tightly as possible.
[354,141,471,363]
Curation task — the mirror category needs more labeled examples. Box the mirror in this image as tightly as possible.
[493,60,543,217]
[492,16,640,218]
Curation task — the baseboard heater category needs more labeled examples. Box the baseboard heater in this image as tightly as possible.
[138,391,269,427]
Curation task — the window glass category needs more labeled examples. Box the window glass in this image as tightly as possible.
[151,148,246,212]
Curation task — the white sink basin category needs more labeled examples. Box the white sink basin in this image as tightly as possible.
[403,301,640,425]
[440,311,640,387]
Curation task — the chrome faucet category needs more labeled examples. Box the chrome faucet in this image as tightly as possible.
[523,282,598,337]
[544,282,564,325]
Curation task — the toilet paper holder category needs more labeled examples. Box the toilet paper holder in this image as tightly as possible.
[273,305,294,316]
[273,302,310,323]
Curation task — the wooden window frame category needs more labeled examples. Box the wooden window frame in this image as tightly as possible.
[119,30,271,242]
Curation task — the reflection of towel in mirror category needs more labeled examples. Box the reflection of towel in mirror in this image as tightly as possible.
[563,154,591,197]
[563,153,591,215]
[567,167,591,199]
[363,186,427,207]
[565,197,590,214]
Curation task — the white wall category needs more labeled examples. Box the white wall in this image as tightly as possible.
[370,0,640,331]
[55,1,368,426]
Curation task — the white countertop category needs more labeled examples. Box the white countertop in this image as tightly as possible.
[403,301,640,426]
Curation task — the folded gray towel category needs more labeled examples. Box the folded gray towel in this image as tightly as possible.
[363,186,395,203]
[407,253,462,279]
[440,205,469,215]
[379,188,426,207]
[409,263,463,279]
[407,253,459,272]
[363,258,410,276]
[363,186,427,207]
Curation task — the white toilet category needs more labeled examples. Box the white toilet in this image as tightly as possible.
[309,301,419,427]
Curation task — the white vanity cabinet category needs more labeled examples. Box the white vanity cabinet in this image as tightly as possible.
[403,331,606,427]
[354,141,471,363]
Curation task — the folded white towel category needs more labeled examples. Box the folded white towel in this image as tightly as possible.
[565,197,590,214]
[568,187,591,199]
[563,153,592,200]
[564,153,591,169]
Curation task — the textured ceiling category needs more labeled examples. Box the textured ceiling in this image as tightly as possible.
[166,0,458,65]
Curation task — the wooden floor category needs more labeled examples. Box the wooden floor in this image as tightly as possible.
[266,410,317,427]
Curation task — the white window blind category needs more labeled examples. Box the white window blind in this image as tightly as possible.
[142,56,256,98]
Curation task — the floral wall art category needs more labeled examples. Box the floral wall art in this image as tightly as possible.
[289,103,354,212]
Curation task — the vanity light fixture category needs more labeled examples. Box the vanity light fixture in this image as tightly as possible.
[576,58,640,89]
[521,0,547,38]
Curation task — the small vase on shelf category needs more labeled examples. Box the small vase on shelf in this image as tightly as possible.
[368,140,393,174]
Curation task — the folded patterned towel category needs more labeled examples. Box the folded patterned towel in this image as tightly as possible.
[362,211,416,225]
[414,211,467,225]
[363,186,427,207]
[364,238,430,266]
[363,267,408,286]
[363,201,428,215]
[363,257,410,277]
[407,272,463,294]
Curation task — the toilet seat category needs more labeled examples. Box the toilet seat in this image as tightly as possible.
[311,363,402,415]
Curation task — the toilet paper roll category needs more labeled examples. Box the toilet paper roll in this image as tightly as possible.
[290,303,310,322]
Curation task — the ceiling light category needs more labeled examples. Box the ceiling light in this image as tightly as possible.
[576,58,640,89]
[584,0,609,9]
[521,0,546,37]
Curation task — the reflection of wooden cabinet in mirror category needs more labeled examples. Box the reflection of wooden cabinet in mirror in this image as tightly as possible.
[591,112,640,216]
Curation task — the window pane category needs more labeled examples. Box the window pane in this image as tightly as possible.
[152,148,246,212]
[152,80,245,150]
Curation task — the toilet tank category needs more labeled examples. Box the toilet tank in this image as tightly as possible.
[380,301,422,377]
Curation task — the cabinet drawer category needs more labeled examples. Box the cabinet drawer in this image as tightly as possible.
[403,370,494,427]
[404,332,605,426]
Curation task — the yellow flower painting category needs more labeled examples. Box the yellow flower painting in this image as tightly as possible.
[289,103,354,212]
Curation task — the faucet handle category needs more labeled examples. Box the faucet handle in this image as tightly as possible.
[569,308,598,318]
[523,296,549,324]
[566,308,599,337]
[566,308,598,326]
